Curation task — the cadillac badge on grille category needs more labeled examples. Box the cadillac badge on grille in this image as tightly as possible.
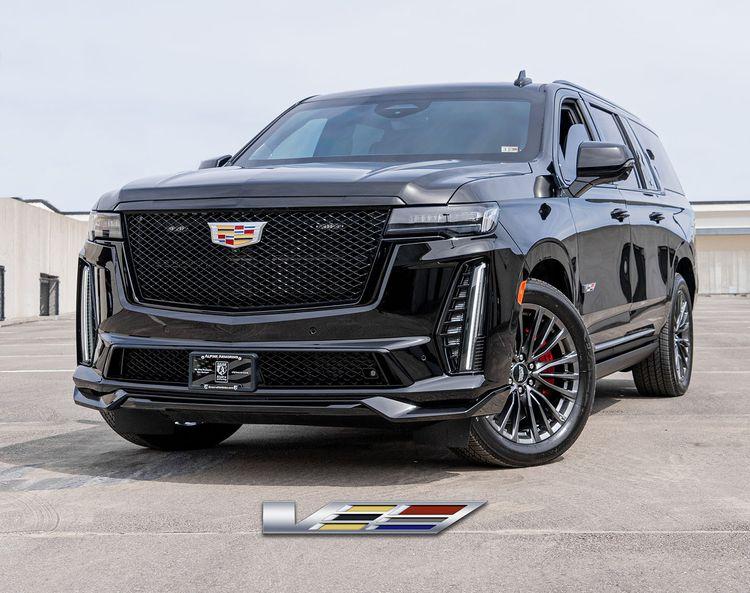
[208,221,267,248]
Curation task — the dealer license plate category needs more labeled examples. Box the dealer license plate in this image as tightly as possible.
[189,352,257,392]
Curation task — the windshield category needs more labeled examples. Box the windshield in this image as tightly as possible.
[234,93,544,165]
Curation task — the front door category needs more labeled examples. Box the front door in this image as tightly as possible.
[568,187,633,343]
[555,93,632,344]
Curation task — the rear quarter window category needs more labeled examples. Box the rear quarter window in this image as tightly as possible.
[629,121,684,194]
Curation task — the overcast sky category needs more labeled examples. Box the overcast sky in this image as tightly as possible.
[1,0,746,211]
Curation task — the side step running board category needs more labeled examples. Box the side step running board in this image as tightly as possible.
[595,342,658,379]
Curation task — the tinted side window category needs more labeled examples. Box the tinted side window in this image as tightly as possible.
[590,106,624,143]
[559,101,583,153]
[629,121,684,194]
[557,99,593,185]
[589,106,639,190]
[623,119,659,191]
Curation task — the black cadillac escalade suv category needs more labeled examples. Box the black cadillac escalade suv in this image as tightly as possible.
[74,74,696,466]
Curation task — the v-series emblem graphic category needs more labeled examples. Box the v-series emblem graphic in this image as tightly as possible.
[262,501,485,535]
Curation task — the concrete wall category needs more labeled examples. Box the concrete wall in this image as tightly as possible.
[0,198,88,324]
[696,235,750,294]
[694,202,750,232]
[694,202,750,295]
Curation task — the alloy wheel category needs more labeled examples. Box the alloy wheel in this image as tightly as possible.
[489,303,581,444]
[673,290,691,383]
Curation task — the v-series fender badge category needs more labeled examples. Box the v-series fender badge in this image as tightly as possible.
[262,501,485,534]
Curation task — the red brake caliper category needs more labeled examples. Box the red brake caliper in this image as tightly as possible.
[524,321,556,398]
[537,343,555,397]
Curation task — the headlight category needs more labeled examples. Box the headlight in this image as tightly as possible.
[88,212,122,241]
[385,204,499,238]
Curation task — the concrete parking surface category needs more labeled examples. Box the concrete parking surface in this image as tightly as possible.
[1,297,749,592]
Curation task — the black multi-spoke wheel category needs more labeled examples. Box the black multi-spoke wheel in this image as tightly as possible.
[490,303,580,444]
[632,274,693,397]
[451,280,596,467]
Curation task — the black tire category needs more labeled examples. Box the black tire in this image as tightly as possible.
[100,409,241,451]
[632,274,693,397]
[451,280,596,467]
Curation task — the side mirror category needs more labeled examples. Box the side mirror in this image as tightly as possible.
[569,142,634,197]
[198,154,232,169]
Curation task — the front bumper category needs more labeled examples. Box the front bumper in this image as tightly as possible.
[73,378,509,423]
[74,212,524,425]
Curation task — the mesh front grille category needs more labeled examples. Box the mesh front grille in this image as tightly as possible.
[258,351,385,387]
[124,208,390,311]
[118,349,190,384]
[108,348,397,388]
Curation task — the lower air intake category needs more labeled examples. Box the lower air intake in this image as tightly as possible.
[107,348,401,388]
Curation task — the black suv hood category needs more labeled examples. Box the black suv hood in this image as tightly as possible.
[97,160,532,210]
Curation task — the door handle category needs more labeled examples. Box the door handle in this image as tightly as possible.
[649,211,665,223]
[610,208,630,222]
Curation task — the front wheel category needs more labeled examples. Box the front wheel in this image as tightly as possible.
[451,280,596,467]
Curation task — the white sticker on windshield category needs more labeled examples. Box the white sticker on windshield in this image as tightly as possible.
[501,146,519,153]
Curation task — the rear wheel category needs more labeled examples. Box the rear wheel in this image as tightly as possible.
[100,409,241,451]
[632,274,693,397]
[451,280,596,467]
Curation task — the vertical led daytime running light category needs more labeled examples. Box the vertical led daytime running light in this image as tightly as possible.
[460,262,487,372]
[440,261,488,374]
[79,265,98,365]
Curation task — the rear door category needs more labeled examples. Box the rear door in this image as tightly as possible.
[585,101,673,338]
[616,117,681,333]
[556,93,633,343]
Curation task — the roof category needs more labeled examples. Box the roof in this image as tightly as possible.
[551,79,640,120]
[303,79,644,124]
[306,82,547,102]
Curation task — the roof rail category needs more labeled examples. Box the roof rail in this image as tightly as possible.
[553,79,638,119]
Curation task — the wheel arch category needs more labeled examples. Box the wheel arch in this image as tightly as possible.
[673,241,697,304]
[675,257,696,304]
[523,240,576,303]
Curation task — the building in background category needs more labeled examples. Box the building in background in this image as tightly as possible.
[0,198,88,325]
[0,196,747,325]
[693,199,750,294]
[21,198,90,222]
